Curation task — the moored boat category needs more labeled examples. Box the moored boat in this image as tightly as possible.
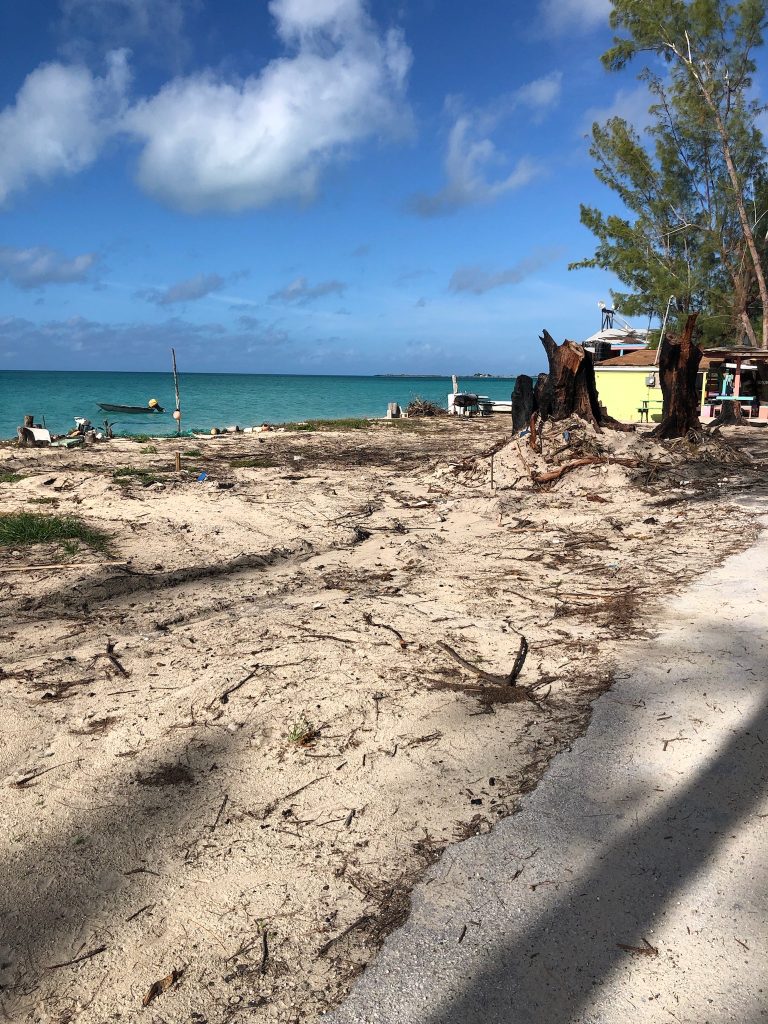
[97,401,165,414]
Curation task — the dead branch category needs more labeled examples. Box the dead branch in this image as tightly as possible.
[532,456,638,485]
[438,636,528,686]
[46,945,107,970]
[363,612,407,647]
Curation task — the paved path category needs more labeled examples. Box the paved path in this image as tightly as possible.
[328,503,768,1024]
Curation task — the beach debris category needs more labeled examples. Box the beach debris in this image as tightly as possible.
[437,637,528,686]
[12,760,77,787]
[617,938,658,957]
[405,396,445,417]
[197,471,208,482]
[99,639,129,678]
[46,945,107,970]
[531,455,639,486]
[386,402,401,418]
[142,968,184,1007]
[215,666,260,705]
[362,611,407,648]
[210,794,229,831]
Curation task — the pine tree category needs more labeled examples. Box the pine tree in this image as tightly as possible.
[576,0,768,347]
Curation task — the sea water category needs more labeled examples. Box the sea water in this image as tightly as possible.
[0,371,517,437]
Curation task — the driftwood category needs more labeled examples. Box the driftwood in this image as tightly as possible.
[531,456,639,485]
[651,313,703,439]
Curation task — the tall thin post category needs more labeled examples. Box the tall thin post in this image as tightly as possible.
[171,348,181,436]
[654,296,676,367]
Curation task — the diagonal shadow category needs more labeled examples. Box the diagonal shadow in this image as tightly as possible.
[424,687,768,1023]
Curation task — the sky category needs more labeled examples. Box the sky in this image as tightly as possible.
[0,0,667,375]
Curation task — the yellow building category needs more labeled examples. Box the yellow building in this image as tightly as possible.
[594,349,711,424]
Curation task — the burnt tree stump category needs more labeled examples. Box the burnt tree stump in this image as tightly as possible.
[511,375,536,431]
[651,313,703,439]
[534,372,550,421]
[538,330,604,426]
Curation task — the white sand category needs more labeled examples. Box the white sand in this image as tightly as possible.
[0,418,760,1022]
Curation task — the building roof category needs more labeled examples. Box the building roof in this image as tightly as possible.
[597,349,715,369]
[597,349,660,367]
[700,347,768,359]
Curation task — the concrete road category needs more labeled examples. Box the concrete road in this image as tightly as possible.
[327,502,768,1024]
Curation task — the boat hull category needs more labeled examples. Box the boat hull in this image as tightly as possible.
[97,404,165,414]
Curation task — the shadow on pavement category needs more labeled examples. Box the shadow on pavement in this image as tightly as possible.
[424,684,768,1023]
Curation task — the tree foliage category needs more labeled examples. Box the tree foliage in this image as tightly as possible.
[574,0,768,347]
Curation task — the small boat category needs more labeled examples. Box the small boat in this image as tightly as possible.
[97,402,165,414]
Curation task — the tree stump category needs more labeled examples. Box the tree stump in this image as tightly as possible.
[538,330,604,426]
[650,313,703,439]
[709,400,745,428]
[511,375,536,431]
[533,372,550,420]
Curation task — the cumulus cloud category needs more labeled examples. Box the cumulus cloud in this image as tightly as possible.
[540,0,610,34]
[449,248,563,295]
[124,0,412,212]
[0,50,129,204]
[407,76,561,218]
[269,276,346,305]
[0,246,99,289]
[139,271,225,305]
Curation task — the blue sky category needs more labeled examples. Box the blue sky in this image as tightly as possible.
[0,0,660,375]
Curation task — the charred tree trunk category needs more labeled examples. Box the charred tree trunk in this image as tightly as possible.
[511,374,536,431]
[650,314,703,439]
[533,372,550,421]
[538,330,604,426]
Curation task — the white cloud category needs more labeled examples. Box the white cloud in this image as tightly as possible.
[139,272,225,305]
[0,245,99,288]
[408,75,560,218]
[540,0,610,34]
[0,50,129,204]
[513,72,563,120]
[583,85,654,135]
[124,0,412,212]
[409,117,541,218]
[269,276,346,304]
[449,248,563,295]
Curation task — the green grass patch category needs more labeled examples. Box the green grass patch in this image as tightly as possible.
[129,434,154,444]
[383,418,429,431]
[28,496,59,505]
[283,418,370,432]
[230,455,280,469]
[183,448,203,457]
[0,471,23,483]
[140,444,158,454]
[0,512,110,553]
[113,466,167,486]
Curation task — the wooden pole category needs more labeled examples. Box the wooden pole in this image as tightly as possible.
[175,451,181,472]
[171,348,181,436]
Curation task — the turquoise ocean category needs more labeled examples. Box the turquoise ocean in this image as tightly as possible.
[0,371,517,438]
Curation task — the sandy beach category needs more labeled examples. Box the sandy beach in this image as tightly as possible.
[0,416,763,1023]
